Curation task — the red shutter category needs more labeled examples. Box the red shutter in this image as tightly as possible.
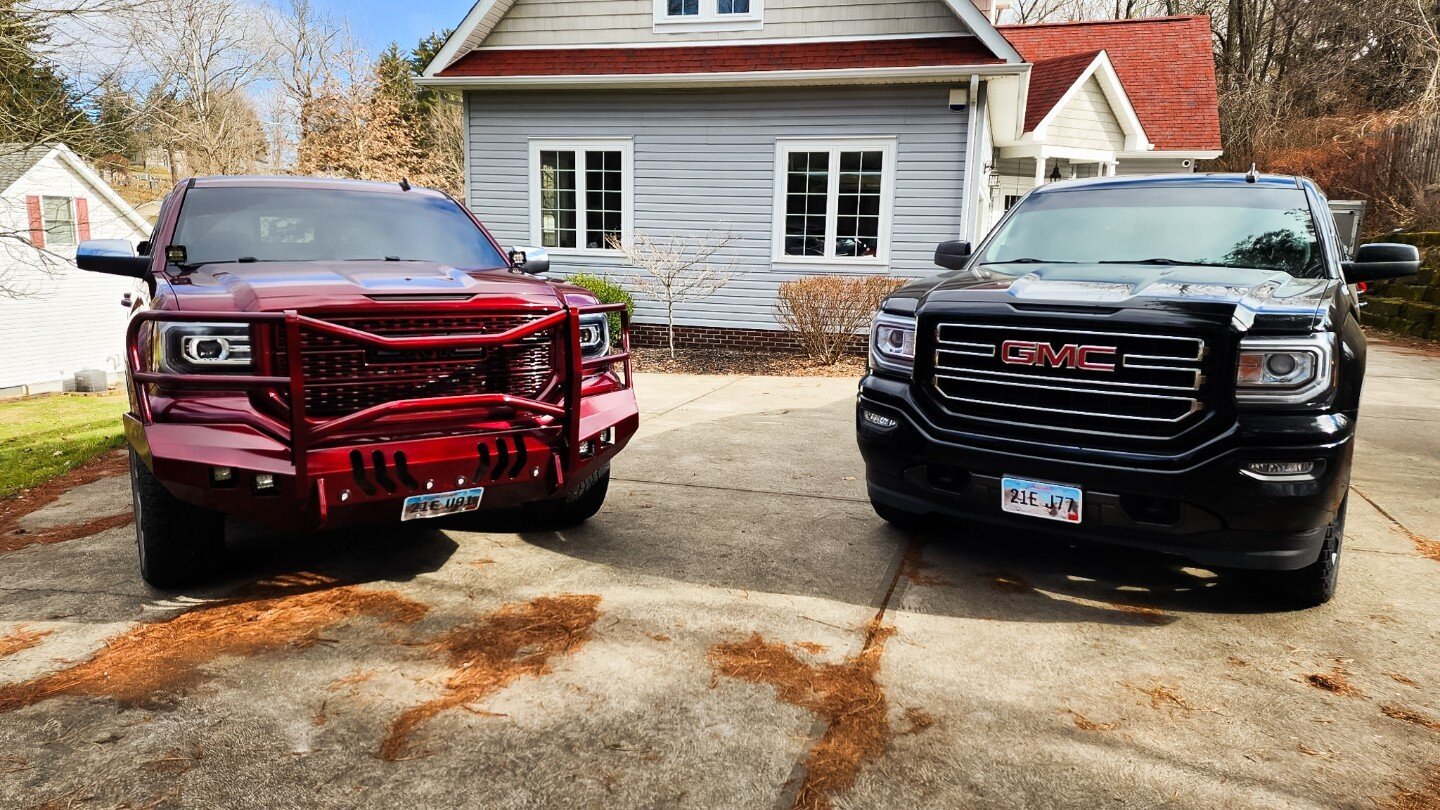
[75,198,91,242]
[25,196,45,249]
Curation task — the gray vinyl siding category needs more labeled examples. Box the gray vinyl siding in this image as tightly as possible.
[478,0,966,48]
[1116,158,1197,176]
[465,85,968,331]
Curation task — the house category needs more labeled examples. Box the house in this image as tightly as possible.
[419,2,1222,348]
[0,144,152,396]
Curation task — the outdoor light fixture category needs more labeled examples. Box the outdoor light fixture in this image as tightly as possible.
[253,473,277,492]
[211,466,234,485]
[1048,165,1063,182]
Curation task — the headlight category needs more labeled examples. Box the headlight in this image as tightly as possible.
[578,313,610,359]
[1236,333,1334,405]
[871,312,916,377]
[158,323,252,373]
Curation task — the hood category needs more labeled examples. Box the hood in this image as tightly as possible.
[163,261,565,311]
[889,263,1339,333]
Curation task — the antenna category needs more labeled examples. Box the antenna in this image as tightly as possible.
[399,178,411,191]
[1245,164,1259,184]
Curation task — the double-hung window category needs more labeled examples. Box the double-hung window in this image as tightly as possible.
[773,138,896,265]
[654,0,763,31]
[529,139,633,253]
[42,196,77,246]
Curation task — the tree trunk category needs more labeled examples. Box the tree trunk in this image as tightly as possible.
[667,300,677,360]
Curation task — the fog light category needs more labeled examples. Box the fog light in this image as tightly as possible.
[862,410,898,430]
[254,473,277,492]
[599,428,613,445]
[579,440,596,458]
[1242,461,1316,480]
[211,466,234,484]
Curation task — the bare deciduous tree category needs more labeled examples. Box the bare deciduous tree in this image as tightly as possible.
[607,231,739,359]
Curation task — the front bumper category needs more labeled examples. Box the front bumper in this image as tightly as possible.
[127,388,638,531]
[858,374,1354,571]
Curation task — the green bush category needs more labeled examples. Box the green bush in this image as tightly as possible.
[569,273,635,338]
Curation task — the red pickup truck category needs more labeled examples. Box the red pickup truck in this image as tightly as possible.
[77,176,637,587]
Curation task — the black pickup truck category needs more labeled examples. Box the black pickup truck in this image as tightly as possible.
[858,173,1420,607]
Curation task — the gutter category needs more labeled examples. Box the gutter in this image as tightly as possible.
[416,63,1030,90]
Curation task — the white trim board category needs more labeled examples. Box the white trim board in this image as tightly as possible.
[473,31,974,52]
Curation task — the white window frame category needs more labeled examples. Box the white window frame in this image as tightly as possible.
[771,137,897,268]
[652,0,764,33]
[527,138,634,257]
[41,196,78,246]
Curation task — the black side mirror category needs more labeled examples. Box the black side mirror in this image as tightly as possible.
[76,240,150,279]
[1342,242,1421,284]
[509,245,551,275]
[934,240,972,271]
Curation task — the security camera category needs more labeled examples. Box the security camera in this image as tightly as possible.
[1180,159,1194,169]
[949,88,969,113]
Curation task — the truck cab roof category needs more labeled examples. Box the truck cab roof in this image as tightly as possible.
[186,175,452,199]
[1030,172,1310,195]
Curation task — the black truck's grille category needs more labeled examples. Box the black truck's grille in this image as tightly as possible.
[927,321,1214,444]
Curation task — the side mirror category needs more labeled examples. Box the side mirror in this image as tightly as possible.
[1342,242,1421,284]
[76,240,150,279]
[934,240,972,271]
[509,245,550,275]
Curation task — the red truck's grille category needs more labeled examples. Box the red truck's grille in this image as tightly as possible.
[274,314,557,417]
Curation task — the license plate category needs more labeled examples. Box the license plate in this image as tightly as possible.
[1001,476,1083,524]
[401,488,485,522]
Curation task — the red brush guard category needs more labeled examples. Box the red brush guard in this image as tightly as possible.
[125,301,634,524]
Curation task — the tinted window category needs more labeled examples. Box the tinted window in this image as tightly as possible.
[172,187,508,270]
[977,186,1327,278]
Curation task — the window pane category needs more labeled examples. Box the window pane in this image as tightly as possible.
[540,150,577,249]
[835,150,883,257]
[784,151,829,257]
[584,150,624,250]
[718,0,750,12]
[667,0,699,15]
[42,197,76,245]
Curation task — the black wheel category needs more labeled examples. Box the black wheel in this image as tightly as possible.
[871,498,928,531]
[129,449,226,588]
[523,465,610,529]
[1272,497,1346,608]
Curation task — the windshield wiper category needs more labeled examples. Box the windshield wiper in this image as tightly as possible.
[1098,258,1240,269]
[978,258,1076,266]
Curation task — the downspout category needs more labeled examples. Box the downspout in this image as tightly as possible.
[959,73,982,242]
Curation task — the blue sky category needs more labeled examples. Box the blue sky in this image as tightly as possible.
[314,0,476,54]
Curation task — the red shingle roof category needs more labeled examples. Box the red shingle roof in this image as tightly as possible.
[435,36,1002,78]
[1001,16,1221,151]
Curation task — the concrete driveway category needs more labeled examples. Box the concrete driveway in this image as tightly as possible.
[1,341,1438,809]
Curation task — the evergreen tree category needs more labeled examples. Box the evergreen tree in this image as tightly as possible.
[0,0,97,150]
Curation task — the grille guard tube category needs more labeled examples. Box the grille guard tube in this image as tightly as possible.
[125,303,634,497]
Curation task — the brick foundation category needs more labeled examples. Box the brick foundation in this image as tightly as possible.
[629,323,865,355]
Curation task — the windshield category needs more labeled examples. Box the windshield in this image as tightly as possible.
[171,187,509,270]
[976,186,1327,279]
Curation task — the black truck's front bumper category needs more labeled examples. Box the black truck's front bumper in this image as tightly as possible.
[857,374,1354,572]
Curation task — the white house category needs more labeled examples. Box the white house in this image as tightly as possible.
[0,144,152,396]
[419,2,1223,349]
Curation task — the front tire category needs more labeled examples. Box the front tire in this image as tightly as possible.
[1271,497,1346,608]
[129,449,226,588]
[871,498,928,532]
[521,465,610,529]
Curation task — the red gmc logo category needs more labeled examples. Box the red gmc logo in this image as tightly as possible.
[1001,340,1117,372]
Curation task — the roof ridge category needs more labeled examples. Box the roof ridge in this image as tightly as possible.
[999,15,1205,30]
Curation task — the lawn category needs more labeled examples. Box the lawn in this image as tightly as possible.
[0,393,128,498]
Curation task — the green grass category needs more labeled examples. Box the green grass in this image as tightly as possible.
[0,393,128,498]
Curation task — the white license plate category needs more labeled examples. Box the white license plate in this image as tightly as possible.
[401,488,485,522]
[1001,476,1083,524]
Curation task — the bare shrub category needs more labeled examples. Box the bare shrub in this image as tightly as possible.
[776,275,907,365]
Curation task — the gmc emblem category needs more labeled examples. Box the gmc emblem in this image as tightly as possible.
[1001,340,1117,372]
